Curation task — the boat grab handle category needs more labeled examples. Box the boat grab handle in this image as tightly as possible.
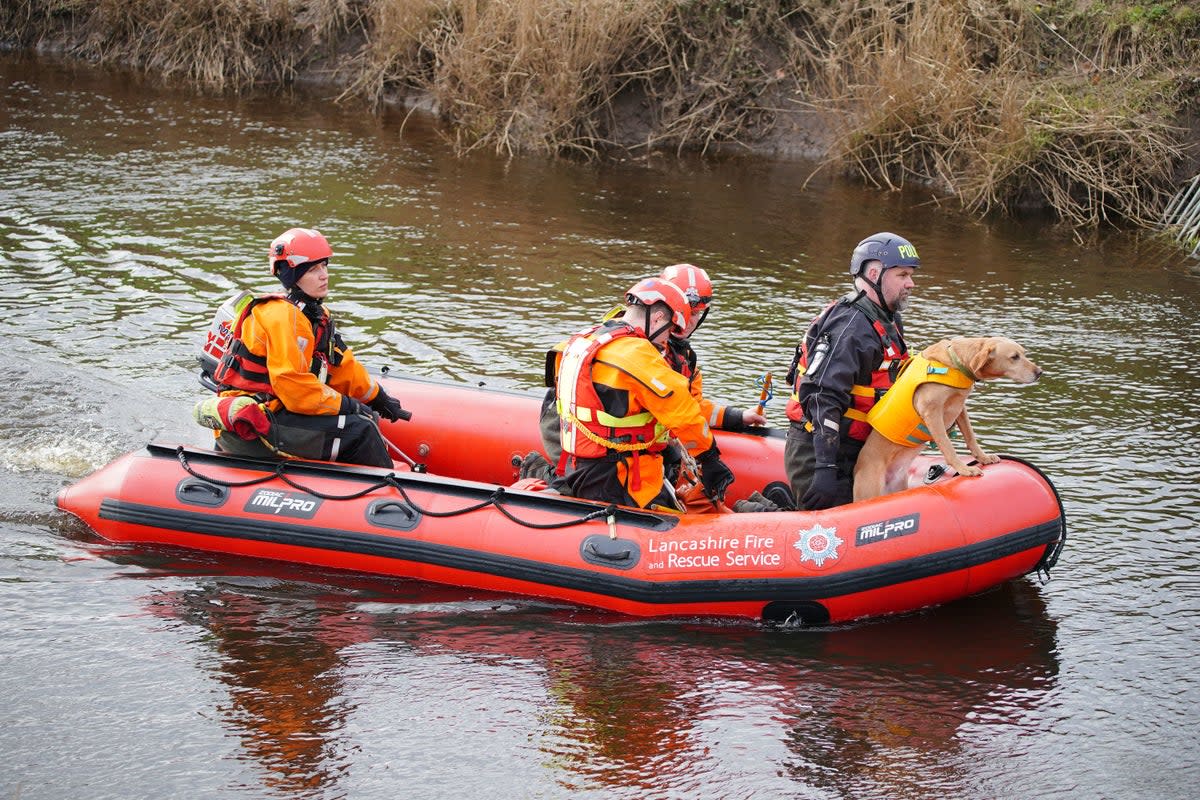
[176,477,230,507]
[586,541,631,561]
[580,534,640,570]
[366,499,422,532]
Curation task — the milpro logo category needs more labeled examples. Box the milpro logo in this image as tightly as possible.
[244,489,322,519]
[855,513,920,546]
[897,244,919,260]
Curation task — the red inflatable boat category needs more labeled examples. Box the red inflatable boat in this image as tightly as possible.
[56,375,1065,625]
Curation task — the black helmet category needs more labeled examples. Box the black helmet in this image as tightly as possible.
[849,232,921,277]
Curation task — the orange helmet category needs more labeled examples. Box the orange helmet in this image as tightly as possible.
[625,277,691,336]
[659,263,713,311]
[269,228,332,286]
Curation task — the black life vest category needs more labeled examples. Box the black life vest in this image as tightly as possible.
[784,292,908,441]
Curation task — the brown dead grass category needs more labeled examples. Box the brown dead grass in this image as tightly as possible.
[2,0,1197,230]
[8,0,357,88]
[423,0,667,157]
[807,0,1196,229]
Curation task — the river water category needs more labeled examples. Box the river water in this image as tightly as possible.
[2,51,1198,799]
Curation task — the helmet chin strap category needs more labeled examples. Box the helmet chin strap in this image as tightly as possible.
[287,285,323,306]
[872,278,892,316]
[864,268,893,318]
[638,304,673,343]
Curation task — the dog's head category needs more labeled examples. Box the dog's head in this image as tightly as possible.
[969,337,1043,384]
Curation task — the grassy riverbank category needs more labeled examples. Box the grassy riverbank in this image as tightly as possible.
[4,0,1198,231]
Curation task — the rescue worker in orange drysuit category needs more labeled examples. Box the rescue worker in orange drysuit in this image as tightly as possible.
[658,263,769,433]
[554,278,735,510]
[210,227,407,467]
[531,264,765,487]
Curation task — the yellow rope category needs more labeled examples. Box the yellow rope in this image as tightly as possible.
[256,435,301,460]
[561,408,667,453]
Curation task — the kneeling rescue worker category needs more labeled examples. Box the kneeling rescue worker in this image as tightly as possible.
[555,278,735,511]
[531,263,764,484]
[203,227,408,467]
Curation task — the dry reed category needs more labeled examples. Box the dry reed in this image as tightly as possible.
[2,0,1197,230]
[808,0,1197,230]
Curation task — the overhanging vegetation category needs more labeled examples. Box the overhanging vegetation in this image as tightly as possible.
[4,0,1197,231]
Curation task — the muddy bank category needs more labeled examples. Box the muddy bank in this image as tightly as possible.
[3,0,1198,231]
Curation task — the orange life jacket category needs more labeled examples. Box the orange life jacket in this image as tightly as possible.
[556,323,670,463]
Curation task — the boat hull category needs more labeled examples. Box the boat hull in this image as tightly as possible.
[56,375,1065,624]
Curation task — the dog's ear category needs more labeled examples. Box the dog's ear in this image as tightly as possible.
[922,339,952,363]
[968,338,998,376]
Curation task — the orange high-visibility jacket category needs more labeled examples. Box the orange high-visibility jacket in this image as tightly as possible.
[557,323,714,508]
[220,298,379,415]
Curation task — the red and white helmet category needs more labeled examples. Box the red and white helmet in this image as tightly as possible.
[659,263,713,311]
[625,277,692,336]
[268,228,332,282]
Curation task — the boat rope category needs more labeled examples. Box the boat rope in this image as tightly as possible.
[175,446,620,530]
[177,447,282,488]
[386,480,618,530]
[176,447,395,500]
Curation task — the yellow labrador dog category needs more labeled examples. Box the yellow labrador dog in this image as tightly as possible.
[853,337,1042,501]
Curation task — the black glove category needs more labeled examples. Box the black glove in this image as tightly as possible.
[368,387,411,422]
[733,492,784,513]
[696,444,735,502]
[802,465,841,510]
[662,440,684,486]
[340,395,377,420]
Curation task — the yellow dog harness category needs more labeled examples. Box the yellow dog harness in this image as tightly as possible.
[866,353,975,447]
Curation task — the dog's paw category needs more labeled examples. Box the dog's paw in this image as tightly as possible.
[957,464,984,477]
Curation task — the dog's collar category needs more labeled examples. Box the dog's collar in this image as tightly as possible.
[944,345,978,382]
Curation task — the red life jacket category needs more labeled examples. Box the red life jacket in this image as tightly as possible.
[556,323,669,464]
[212,295,336,399]
[784,293,908,442]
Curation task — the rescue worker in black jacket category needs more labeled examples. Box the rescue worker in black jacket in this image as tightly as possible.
[783,233,920,509]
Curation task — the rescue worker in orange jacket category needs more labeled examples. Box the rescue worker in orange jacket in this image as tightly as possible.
[530,264,764,484]
[209,228,407,467]
[783,232,919,509]
[555,278,735,510]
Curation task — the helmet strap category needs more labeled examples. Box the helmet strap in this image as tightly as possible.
[861,265,892,318]
[287,285,323,307]
[641,303,672,343]
[871,275,892,317]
